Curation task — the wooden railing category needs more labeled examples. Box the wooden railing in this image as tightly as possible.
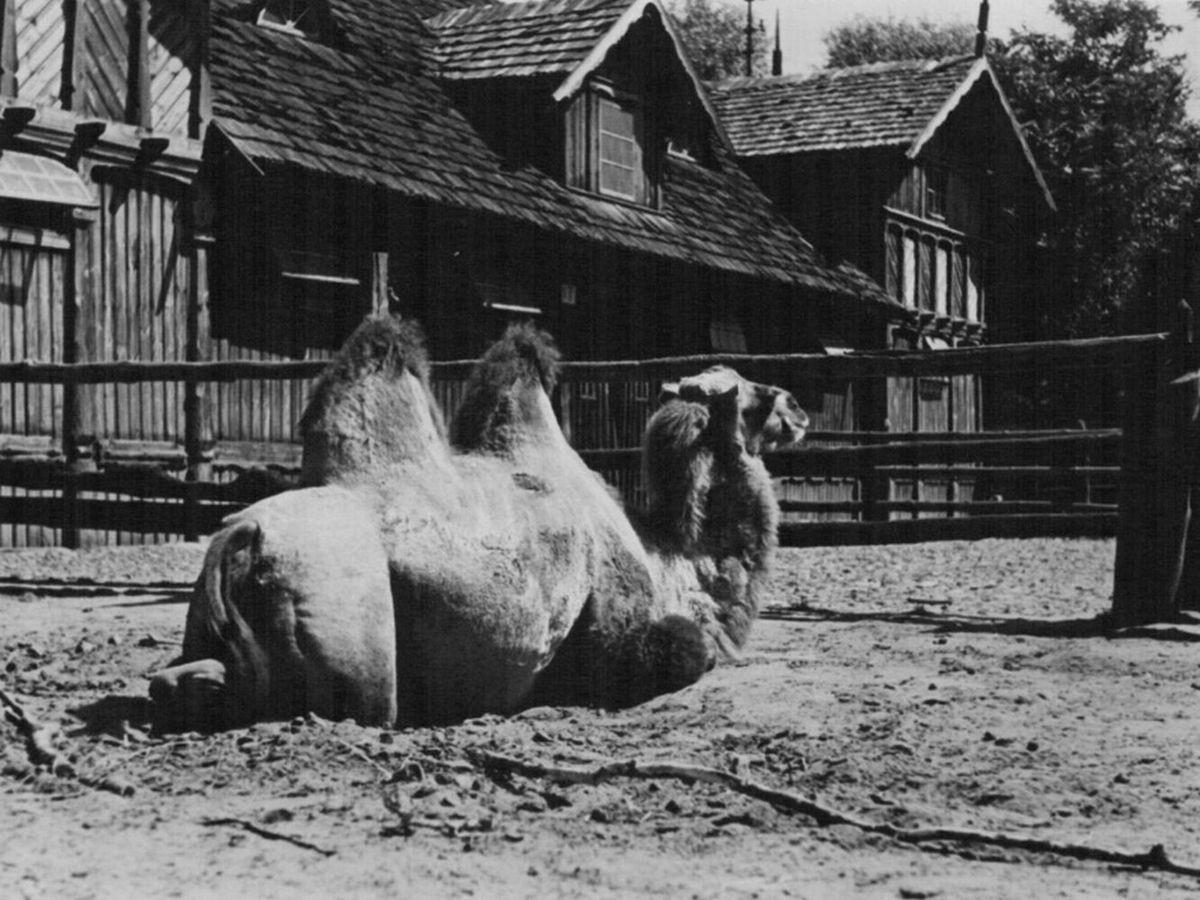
[0,332,1164,550]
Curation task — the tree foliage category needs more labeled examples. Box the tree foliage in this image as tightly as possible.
[667,0,767,82]
[822,15,975,68]
[992,0,1200,336]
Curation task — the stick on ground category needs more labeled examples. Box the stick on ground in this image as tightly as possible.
[202,818,337,857]
[0,686,76,777]
[475,750,1200,879]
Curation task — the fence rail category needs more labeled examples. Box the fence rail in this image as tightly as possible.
[0,332,1166,548]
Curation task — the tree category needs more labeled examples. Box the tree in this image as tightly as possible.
[992,0,1200,337]
[667,0,767,82]
[823,15,975,68]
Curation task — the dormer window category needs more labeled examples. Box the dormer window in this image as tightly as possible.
[596,92,642,201]
[567,80,657,207]
[258,0,313,37]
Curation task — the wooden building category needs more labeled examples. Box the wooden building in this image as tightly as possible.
[0,0,898,544]
[711,53,1056,434]
[204,0,893,366]
[0,0,205,454]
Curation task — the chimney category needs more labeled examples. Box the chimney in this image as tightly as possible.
[974,0,990,57]
[772,10,782,76]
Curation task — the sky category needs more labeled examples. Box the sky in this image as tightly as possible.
[756,0,1200,119]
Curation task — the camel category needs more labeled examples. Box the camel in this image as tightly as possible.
[149,317,806,730]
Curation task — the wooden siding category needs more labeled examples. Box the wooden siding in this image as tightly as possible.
[148,0,192,134]
[78,0,128,122]
[0,230,66,436]
[75,169,190,442]
[15,0,64,106]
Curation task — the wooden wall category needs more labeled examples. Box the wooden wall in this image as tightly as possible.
[74,169,192,443]
[14,0,65,106]
[0,227,67,437]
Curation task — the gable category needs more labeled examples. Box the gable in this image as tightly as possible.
[426,0,730,153]
[712,55,1053,212]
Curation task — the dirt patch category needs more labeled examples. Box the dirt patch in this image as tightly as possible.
[3,538,1200,899]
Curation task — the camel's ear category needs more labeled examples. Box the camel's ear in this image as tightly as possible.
[707,384,743,449]
[659,381,680,404]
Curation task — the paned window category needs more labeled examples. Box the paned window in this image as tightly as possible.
[567,82,654,206]
[597,96,642,201]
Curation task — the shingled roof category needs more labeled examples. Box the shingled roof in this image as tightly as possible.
[207,0,890,302]
[712,57,977,157]
[426,0,628,80]
[711,55,1053,208]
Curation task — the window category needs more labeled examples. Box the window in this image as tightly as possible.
[925,165,948,220]
[567,82,655,206]
[902,231,917,308]
[258,0,313,36]
[597,96,642,201]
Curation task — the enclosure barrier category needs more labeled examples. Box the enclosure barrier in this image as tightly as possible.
[0,332,1162,554]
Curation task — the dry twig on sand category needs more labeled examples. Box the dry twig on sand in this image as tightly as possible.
[202,818,337,856]
[475,750,1200,879]
[1,685,76,777]
[1,685,137,796]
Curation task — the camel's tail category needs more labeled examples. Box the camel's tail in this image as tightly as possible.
[181,519,272,728]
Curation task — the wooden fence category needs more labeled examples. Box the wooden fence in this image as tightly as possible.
[0,331,1164,550]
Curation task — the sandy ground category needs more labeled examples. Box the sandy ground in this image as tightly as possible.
[3,537,1200,899]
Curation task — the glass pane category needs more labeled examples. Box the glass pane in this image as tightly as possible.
[599,99,635,136]
[600,162,635,199]
[951,247,965,318]
[935,243,949,315]
[886,226,901,299]
[902,234,917,308]
[918,238,933,311]
[600,133,636,168]
[966,256,981,321]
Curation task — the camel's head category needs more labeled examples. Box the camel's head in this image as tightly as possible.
[661,366,808,456]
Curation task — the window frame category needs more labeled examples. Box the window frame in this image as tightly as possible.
[924,164,948,221]
[567,80,657,208]
[257,0,314,37]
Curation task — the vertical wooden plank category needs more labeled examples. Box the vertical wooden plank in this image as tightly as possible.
[126,0,151,127]
[95,181,113,440]
[1,244,13,434]
[61,0,81,109]
[0,0,17,98]
[188,0,210,139]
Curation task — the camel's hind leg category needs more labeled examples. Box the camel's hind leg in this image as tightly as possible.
[249,488,398,725]
[156,487,397,730]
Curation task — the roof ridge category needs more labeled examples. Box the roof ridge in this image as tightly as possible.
[425,0,624,31]
[713,54,976,94]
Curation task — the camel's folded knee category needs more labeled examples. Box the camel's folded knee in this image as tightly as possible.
[149,659,228,733]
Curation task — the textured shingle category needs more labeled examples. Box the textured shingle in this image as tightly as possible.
[711,57,977,157]
[426,0,627,80]
[209,0,891,302]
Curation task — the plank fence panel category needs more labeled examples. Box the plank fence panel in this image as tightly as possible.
[0,332,1167,547]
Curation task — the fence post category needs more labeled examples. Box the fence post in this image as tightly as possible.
[183,191,215,542]
[1111,301,1197,626]
[60,211,98,549]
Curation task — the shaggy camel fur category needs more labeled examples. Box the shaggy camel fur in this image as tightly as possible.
[150,318,805,730]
